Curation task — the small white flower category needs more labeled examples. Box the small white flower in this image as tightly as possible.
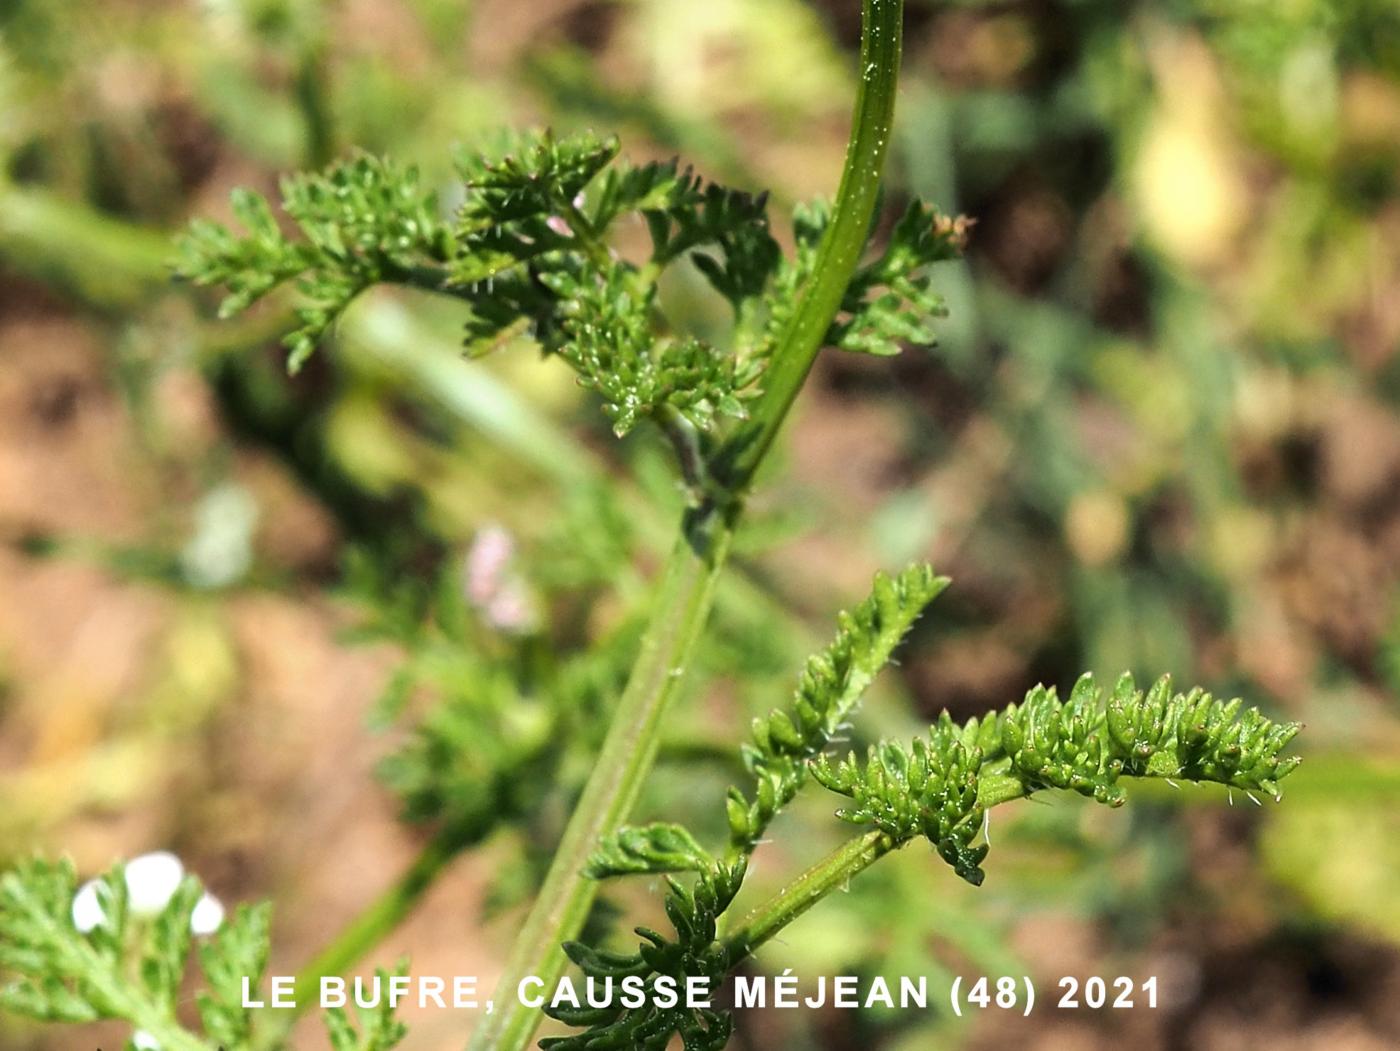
[131,1029,161,1051]
[124,852,185,917]
[71,879,106,933]
[190,892,225,935]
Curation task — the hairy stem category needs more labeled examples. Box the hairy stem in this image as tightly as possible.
[723,830,894,961]
[721,769,1171,973]
[470,3,906,1048]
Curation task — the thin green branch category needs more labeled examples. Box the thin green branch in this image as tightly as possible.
[470,510,736,1051]
[0,182,172,309]
[712,0,904,493]
[294,43,337,169]
[722,746,1279,976]
[717,791,1024,967]
[656,403,709,494]
[721,776,1036,967]
[722,830,893,961]
[561,201,616,274]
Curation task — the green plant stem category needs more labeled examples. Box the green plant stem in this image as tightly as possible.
[720,772,1117,968]
[978,771,1030,809]
[470,3,906,1048]
[0,182,172,309]
[470,506,735,1051]
[656,403,708,492]
[723,830,894,961]
[713,0,904,493]
[724,774,1028,963]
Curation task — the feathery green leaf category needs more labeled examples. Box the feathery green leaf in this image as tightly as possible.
[587,824,714,878]
[831,200,967,357]
[814,672,1304,886]
[542,862,743,1051]
[727,564,950,853]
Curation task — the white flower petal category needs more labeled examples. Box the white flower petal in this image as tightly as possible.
[71,879,106,933]
[131,1028,161,1051]
[190,892,225,935]
[124,851,184,916]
